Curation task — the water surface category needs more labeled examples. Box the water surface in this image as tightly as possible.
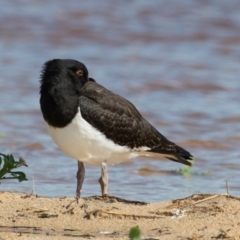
[0,1,240,202]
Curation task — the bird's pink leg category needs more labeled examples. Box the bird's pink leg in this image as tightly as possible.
[76,161,85,200]
[98,161,108,196]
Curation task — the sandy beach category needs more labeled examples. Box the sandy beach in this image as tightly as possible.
[0,191,240,239]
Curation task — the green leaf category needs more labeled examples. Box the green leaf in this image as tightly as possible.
[129,226,141,240]
[177,157,194,176]
[176,158,211,177]
[0,153,28,183]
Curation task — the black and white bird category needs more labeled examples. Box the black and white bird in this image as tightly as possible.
[39,59,193,199]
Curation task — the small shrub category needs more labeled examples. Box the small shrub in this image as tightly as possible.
[0,135,28,183]
[0,153,28,182]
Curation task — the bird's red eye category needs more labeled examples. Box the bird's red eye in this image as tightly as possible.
[76,70,83,76]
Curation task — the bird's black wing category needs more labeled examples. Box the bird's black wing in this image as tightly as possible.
[79,81,193,166]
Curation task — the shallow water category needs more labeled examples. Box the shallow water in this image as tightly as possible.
[0,1,240,202]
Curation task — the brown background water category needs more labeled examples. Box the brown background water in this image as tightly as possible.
[0,1,240,202]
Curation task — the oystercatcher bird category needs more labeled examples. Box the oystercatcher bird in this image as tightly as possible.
[39,59,193,199]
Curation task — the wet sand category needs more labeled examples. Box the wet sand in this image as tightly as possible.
[1,191,240,239]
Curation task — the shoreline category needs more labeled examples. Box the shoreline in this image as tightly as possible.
[0,191,240,239]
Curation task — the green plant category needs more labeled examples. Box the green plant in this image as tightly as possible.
[0,135,28,182]
[0,153,28,182]
[176,158,211,176]
[175,157,194,176]
[129,226,141,240]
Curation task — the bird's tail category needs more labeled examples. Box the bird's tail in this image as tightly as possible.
[166,154,194,166]
[150,144,194,166]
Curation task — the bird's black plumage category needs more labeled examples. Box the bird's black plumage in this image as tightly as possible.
[40,59,193,167]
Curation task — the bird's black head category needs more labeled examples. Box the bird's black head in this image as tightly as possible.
[40,59,89,94]
[40,59,90,128]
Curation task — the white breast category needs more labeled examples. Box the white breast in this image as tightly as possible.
[47,108,146,166]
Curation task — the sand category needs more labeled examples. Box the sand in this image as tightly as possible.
[0,192,240,239]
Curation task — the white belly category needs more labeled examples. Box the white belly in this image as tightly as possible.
[47,108,144,166]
